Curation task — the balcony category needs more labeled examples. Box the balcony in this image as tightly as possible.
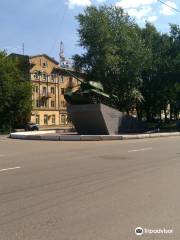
[40,92,52,99]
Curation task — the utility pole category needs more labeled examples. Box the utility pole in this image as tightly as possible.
[22,43,25,55]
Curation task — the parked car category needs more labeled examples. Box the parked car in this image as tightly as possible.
[25,123,39,131]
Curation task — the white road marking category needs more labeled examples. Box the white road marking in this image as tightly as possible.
[128,148,153,153]
[0,166,21,173]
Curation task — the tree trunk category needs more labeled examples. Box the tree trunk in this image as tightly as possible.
[170,104,173,120]
[164,109,167,122]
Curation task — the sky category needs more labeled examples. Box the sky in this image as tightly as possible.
[0,0,180,61]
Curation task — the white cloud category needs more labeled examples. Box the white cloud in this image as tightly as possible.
[115,0,156,9]
[160,1,177,15]
[127,7,152,19]
[147,15,158,22]
[67,0,91,9]
[115,0,159,22]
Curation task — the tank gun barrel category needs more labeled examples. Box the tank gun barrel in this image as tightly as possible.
[62,69,84,84]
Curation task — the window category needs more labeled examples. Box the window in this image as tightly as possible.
[60,75,64,83]
[43,74,47,81]
[52,115,56,125]
[38,72,42,80]
[43,62,48,68]
[61,101,66,108]
[51,74,55,82]
[43,87,47,95]
[51,100,55,107]
[36,100,40,107]
[51,87,55,94]
[36,115,40,124]
[34,72,38,79]
[44,115,48,125]
[61,88,65,95]
[61,114,66,125]
[35,86,39,93]
[42,100,47,107]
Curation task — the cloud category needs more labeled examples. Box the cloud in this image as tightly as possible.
[115,0,159,22]
[126,7,152,19]
[115,0,156,9]
[147,15,158,22]
[67,0,91,9]
[160,1,177,15]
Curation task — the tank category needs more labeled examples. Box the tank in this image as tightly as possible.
[64,70,118,106]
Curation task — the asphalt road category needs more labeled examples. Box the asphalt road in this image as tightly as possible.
[0,136,180,239]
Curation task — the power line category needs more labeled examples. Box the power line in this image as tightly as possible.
[157,0,180,14]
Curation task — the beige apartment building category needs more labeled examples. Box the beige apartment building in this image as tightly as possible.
[29,54,80,127]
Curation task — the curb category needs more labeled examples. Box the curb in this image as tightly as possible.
[10,131,180,141]
[10,131,56,140]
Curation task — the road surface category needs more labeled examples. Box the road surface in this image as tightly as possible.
[0,136,180,239]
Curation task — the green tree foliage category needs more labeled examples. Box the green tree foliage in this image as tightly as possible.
[140,23,172,120]
[140,23,180,120]
[74,6,148,112]
[74,5,180,120]
[0,52,32,130]
[168,24,180,119]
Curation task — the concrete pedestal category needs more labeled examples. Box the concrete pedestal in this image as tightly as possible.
[67,104,146,135]
[67,104,122,135]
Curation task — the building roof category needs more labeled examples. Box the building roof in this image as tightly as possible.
[53,67,86,79]
[30,54,59,65]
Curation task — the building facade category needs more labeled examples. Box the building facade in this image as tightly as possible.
[29,54,80,127]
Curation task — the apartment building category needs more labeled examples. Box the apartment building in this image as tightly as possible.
[29,54,81,127]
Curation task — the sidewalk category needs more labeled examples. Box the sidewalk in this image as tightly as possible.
[10,131,180,141]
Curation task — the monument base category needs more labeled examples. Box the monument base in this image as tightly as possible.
[68,104,123,135]
[67,104,146,135]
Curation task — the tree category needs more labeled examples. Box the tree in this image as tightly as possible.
[74,5,180,121]
[140,23,173,120]
[140,23,180,121]
[73,6,148,112]
[0,51,32,131]
[168,24,180,119]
